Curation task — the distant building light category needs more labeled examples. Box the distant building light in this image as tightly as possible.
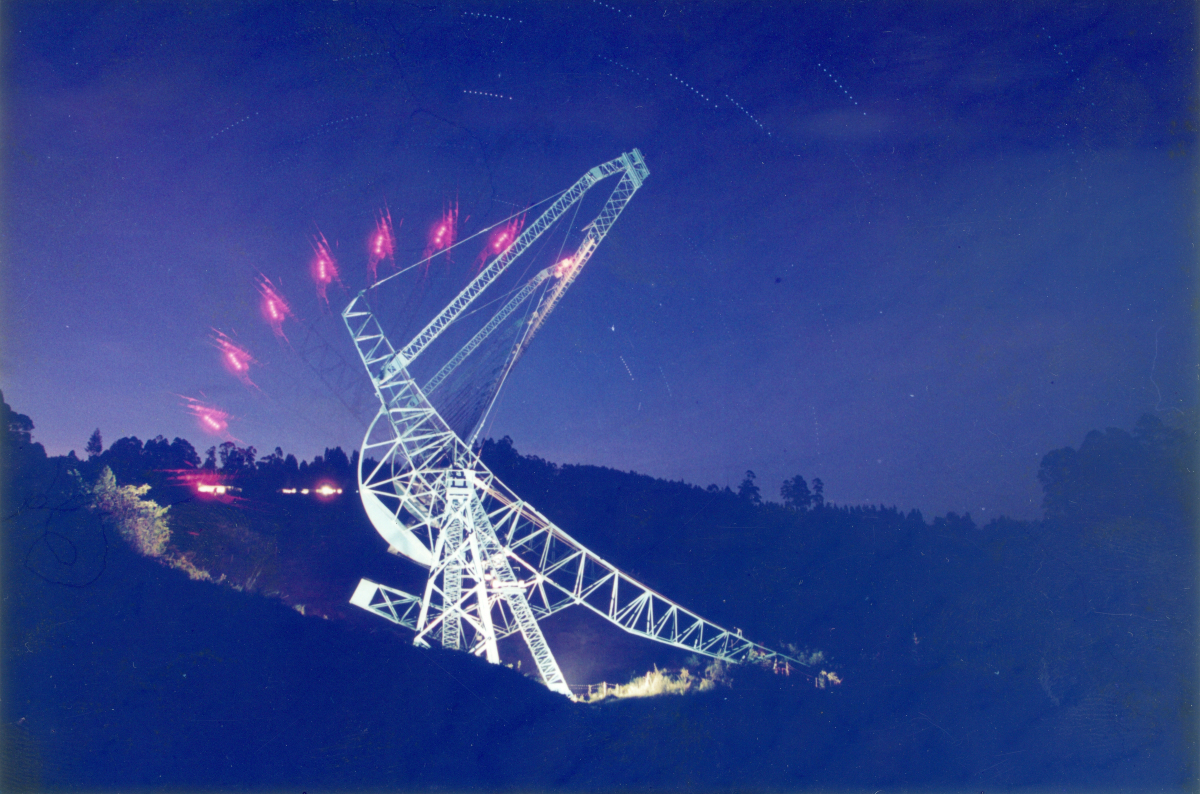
[197,483,238,495]
[278,486,343,496]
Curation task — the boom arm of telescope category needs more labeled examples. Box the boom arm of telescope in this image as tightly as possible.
[379,149,649,383]
[421,266,554,398]
[516,151,648,360]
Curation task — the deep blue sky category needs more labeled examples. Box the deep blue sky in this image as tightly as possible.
[4,1,1196,520]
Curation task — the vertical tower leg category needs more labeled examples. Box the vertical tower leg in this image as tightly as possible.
[465,530,501,663]
[441,513,463,651]
[466,482,571,696]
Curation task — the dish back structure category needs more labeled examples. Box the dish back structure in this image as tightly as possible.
[343,149,801,695]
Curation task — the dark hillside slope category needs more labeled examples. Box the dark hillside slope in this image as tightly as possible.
[480,424,1197,787]
[3,393,1194,790]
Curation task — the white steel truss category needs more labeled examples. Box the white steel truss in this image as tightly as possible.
[344,150,803,697]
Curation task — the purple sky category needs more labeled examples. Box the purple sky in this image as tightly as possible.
[4,1,1196,520]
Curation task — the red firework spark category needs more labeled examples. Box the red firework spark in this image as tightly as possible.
[474,213,525,272]
[256,274,294,339]
[180,395,234,438]
[423,202,459,262]
[209,329,258,388]
[367,207,399,284]
[310,231,342,306]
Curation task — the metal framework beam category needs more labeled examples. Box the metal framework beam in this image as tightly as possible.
[380,151,643,380]
[422,267,552,398]
[342,150,808,698]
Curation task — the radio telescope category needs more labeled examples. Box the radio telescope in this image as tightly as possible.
[344,149,802,696]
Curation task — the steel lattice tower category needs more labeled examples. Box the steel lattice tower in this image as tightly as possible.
[344,149,803,696]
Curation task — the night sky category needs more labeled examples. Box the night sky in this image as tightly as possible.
[4,1,1196,520]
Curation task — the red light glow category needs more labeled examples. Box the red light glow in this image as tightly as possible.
[553,255,576,278]
[310,231,343,306]
[166,469,242,501]
[474,213,526,272]
[180,395,234,438]
[367,207,399,283]
[256,275,294,340]
[423,202,459,261]
[210,329,257,388]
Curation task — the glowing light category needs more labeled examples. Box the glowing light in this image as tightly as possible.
[474,213,526,271]
[423,202,459,261]
[314,483,343,497]
[210,330,257,388]
[553,255,575,278]
[256,274,294,340]
[367,207,399,284]
[180,395,234,438]
[310,231,342,306]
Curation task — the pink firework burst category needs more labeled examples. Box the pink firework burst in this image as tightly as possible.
[423,202,459,262]
[474,213,525,272]
[210,329,258,388]
[310,231,343,306]
[367,206,399,284]
[256,274,295,340]
[180,395,234,439]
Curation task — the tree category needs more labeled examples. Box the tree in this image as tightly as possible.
[169,438,201,468]
[92,466,171,558]
[326,446,350,470]
[1038,414,1195,525]
[218,442,256,474]
[737,470,761,505]
[780,474,812,511]
[202,446,217,470]
[86,429,103,459]
[218,442,236,470]
[932,511,976,532]
[3,395,34,446]
[811,478,824,508]
[142,435,172,469]
[102,437,145,483]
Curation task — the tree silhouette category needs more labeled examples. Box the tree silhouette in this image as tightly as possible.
[218,442,257,474]
[737,470,761,505]
[4,397,34,446]
[1038,413,1195,526]
[169,438,201,468]
[811,478,824,508]
[102,437,145,483]
[780,474,812,511]
[86,429,103,459]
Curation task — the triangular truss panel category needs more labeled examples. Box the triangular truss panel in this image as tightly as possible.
[343,150,804,696]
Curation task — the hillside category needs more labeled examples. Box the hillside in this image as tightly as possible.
[2,393,1195,790]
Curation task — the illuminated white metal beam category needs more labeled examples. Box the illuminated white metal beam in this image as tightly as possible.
[342,150,808,698]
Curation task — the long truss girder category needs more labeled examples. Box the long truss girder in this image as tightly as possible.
[421,267,551,399]
[381,149,648,381]
[343,150,804,696]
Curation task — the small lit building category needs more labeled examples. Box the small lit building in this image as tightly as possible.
[280,483,345,497]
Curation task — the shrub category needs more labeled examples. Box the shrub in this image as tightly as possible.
[91,466,171,558]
